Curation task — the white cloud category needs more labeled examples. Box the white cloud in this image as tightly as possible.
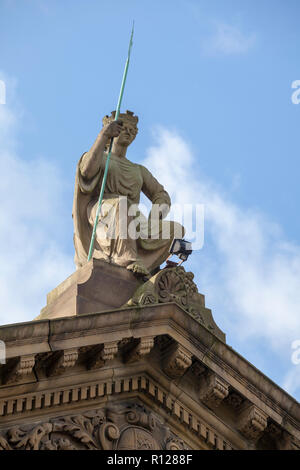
[0,87,74,325]
[143,127,300,398]
[202,22,256,56]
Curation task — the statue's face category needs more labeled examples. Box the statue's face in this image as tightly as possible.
[115,121,138,147]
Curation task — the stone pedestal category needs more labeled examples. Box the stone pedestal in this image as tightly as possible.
[36,259,142,320]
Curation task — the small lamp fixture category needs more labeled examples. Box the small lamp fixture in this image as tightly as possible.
[166,239,193,266]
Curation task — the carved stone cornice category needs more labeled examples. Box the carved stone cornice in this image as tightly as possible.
[0,303,299,450]
[47,348,78,376]
[123,337,154,364]
[87,342,118,370]
[237,405,268,442]
[1,303,299,441]
[162,342,192,379]
[3,355,36,385]
[199,372,230,409]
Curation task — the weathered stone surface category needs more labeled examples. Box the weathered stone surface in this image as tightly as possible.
[0,402,189,450]
[0,285,299,450]
[2,354,36,385]
[162,342,193,379]
[74,110,184,277]
[237,404,268,442]
[199,371,230,409]
[36,259,142,320]
[36,263,225,344]
[125,265,225,342]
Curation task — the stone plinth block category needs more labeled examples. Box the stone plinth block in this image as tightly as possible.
[36,259,142,320]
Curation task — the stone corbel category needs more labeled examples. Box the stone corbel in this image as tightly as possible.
[88,341,118,370]
[237,404,268,442]
[162,342,192,379]
[47,348,78,376]
[199,371,230,409]
[3,354,36,384]
[123,337,154,364]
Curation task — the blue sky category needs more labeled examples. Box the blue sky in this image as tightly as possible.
[0,0,300,401]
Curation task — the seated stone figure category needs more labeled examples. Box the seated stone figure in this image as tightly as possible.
[73,110,184,277]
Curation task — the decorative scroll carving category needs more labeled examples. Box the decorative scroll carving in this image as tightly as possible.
[125,266,225,342]
[0,402,189,451]
[199,372,229,409]
[123,337,154,364]
[99,423,120,450]
[51,412,105,449]
[87,342,118,370]
[3,354,35,384]
[165,437,188,450]
[47,348,78,376]
[237,405,268,442]
[162,342,192,378]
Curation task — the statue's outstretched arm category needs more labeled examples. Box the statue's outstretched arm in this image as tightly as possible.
[80,121,122,179]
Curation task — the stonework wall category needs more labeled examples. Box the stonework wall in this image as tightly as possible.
[0,302,299,450]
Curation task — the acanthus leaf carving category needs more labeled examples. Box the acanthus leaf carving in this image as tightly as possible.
[0,402,190,451]
[8,423,53,450]
[52,414,100,449]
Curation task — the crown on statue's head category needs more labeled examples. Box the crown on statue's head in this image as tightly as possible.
[102,110,139,128]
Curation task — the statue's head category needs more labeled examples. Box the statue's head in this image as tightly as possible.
[102,110,138,148]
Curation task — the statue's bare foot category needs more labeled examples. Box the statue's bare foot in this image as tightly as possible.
[127,261,150,279]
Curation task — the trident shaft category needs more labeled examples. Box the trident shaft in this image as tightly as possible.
[87,23,134,262]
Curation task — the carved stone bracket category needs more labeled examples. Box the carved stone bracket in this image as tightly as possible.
[237,405,268,442]
[162,342,192,379]
[88,342,118,370]
[199,372,230,409]
[47,348,78,376]
[3,354,36,384]
[123,337,154,364]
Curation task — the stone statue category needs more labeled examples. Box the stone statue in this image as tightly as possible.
[73,110,184,277]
